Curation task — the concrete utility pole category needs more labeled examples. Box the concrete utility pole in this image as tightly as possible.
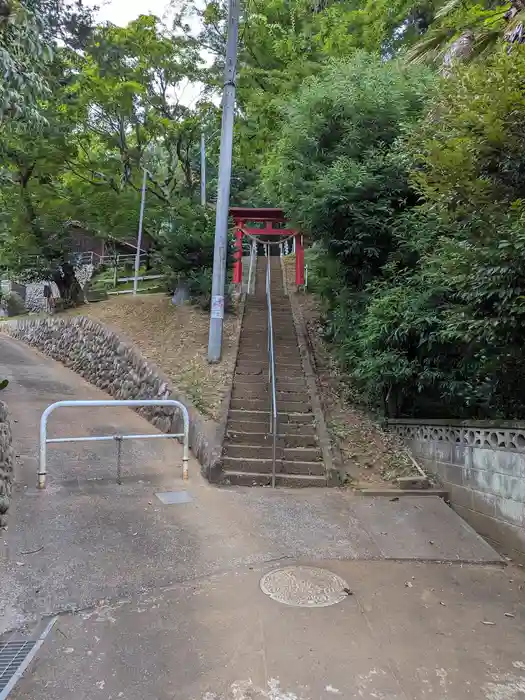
[207,0,240,363]
[133,167,148,296]
[200,132,206,207]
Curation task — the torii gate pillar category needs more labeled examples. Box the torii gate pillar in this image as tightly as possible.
[233,225,243,284]
[295,234,305,287]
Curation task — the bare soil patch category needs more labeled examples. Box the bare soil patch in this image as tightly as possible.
[64,294,239,420]
[283,257,415,487]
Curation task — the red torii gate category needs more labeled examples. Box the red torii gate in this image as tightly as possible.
[229,207,305,287]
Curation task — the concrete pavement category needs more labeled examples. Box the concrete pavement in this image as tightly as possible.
[1,335,524,699]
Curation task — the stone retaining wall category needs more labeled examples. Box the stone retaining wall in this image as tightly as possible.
[0,402,14,527]
[6,317,226,478]
[389,419,525,557]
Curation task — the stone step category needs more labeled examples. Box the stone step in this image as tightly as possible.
[239,344,298,352]
[277,380,308,392]
[396,475,431,490]
[235,367,304,379]
[228,410,315,425]
[232,392,310,407]
[230,398,312,412]
[239,333,297,340]
[232,388,311,403]
[238,342,298,352]
[359,488,449,499]
[236,354,300,362]
[236,361,303,372]
[221,471,327,488]
[232,383,309,396]
[225,430,318,446]
[222,456,326,477]
[243,312,292,318]
[235,366,304,381]
[223,444,322,461]
[236,352,301,362]
[231,373,265,384]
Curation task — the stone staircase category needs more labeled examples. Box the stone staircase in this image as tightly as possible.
[221,255,327,486]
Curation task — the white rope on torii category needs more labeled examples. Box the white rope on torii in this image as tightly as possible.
[236,227,297,248]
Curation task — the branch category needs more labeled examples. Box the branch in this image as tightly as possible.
[65,162,121,193]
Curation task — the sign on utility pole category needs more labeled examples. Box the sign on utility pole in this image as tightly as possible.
[207,0,239,363]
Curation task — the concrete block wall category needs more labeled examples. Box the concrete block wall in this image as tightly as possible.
[389,419,525,557]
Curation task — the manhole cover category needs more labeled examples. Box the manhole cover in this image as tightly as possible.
[259,566,350,607]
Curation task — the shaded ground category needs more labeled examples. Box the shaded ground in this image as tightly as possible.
[64,294,240,419]
[283,257,415,488]
[12,561,525,700]
[2,335,525,700]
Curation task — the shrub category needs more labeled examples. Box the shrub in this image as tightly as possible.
[264,46,525,419]
[0,292,26,317]
[158,202,233,309]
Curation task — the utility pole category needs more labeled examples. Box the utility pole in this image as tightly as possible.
[200,132,206,207]
[133,167,147,296]
[207,0,239,363]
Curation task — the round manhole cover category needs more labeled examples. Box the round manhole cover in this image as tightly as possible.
[259,566,350,607]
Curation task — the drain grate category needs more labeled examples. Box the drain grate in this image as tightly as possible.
[0,617,57,699]
[0,641,36,693]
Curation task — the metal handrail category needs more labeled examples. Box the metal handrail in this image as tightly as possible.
[265,246,278,488]
[247,239,257,295]
[39,399,190,489]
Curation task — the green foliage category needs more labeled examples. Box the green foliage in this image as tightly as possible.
[0,8,208,304]
[157,202,235,309]
[0,291,26,316]
[159,203,215,286]
[299,46,525,419]
[264,36,525,420]
[157,203,216,308]
[0,0,52,125]
[407,1,515,66]
[263,53,434,290]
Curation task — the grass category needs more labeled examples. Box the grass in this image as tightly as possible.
[64,294,240,420]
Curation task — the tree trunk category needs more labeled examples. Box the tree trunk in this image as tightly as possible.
[52,263,84,307]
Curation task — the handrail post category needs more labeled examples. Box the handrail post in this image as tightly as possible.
[266,251,278,488]
[247,239,256,295]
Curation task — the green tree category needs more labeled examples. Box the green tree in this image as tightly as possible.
[0,12,209,302]
[407,1,525,66]
[262,53,433,289]
[330,46,525,418]
[0,0,52,125]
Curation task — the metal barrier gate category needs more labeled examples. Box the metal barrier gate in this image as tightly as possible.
[39,399,190,489]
